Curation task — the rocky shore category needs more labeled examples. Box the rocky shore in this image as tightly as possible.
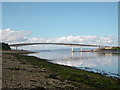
[3,53,75,89]
[3,53,86,89]
[2,52,120,89]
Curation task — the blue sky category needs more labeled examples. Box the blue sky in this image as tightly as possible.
[2,2,118,39]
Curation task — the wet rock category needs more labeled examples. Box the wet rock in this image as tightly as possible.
[32,66,38,68]
[8,67,21,70]
[22,68,26,70]
[48,73,58,79]
[17,57,19,60]
[8,56,12,59]
[40,68,45,72]
[4,67,8,69]
[14,67,21,70]
[31,87,46,90]
[28,70,33,72]
[20,61,26,64]
[83,75,90,79]
[30,79,36,82]
[3,60,7,63]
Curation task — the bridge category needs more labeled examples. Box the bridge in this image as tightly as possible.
[9,43,113,52]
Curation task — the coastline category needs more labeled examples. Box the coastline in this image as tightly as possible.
[2,50,120,89]
[2,50,36,54]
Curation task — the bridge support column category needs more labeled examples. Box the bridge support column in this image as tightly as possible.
[72,47,74,52]
[16,46,18,50]
[71,52,74,58]
[80,47,83,51]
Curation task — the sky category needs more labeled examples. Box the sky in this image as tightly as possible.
[1,2,119,49]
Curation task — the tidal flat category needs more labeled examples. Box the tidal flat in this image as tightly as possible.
[2,52,120,89]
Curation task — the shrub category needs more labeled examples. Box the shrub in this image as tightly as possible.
[0,42,11,50]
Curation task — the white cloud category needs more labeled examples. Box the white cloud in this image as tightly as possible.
[45,35,117,46]
[0,28,31,43]
[27,37,46,43]
[0,29,118,50]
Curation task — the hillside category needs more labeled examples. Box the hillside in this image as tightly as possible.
[0,42,11,50]
[94,47,120,52]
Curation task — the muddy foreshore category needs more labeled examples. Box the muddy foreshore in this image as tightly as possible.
[2,51,120,89]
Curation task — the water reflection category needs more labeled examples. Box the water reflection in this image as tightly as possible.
[28,50,119,78]
[71,52,74,58]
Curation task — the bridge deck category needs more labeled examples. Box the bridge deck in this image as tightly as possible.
[9,43,112,47]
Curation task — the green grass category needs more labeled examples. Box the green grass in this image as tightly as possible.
[16,54,120,88]
[111,47,120,51]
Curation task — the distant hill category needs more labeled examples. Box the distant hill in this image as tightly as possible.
[94,47,120,52]
[0,42,11,50]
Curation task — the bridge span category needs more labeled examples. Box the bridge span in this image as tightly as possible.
[9,43,103,47]
[9,43,113,52]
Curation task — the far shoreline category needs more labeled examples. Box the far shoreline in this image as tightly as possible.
[2,49,37,54]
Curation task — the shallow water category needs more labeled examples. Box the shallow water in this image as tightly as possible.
[28,48,120,78]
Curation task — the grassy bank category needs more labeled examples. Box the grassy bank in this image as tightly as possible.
[15,54,119,89]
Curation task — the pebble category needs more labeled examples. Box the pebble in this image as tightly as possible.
[30,79,36,82]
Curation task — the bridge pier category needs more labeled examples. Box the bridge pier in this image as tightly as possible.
[16,46,18,50]
[71,47,74,52]
[80,47,83,51]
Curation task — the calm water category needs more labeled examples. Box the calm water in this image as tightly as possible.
[28,48,120,78]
